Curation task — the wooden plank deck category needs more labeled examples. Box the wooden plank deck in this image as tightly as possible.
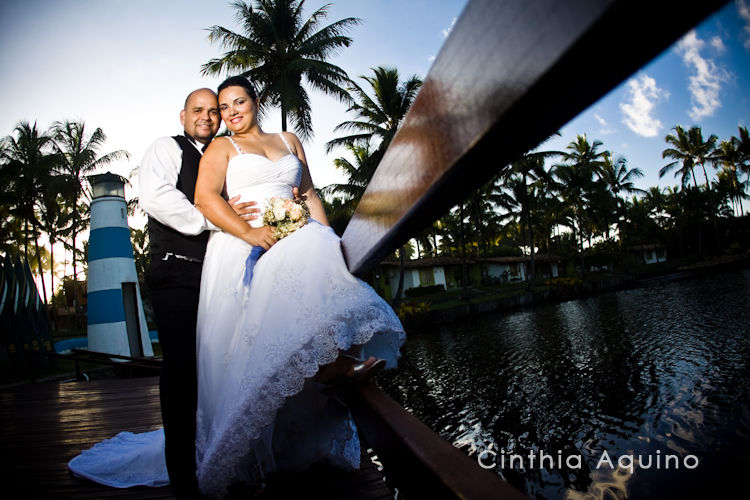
[0,376,393,499]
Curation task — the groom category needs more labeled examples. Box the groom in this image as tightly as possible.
[139,88,257,498]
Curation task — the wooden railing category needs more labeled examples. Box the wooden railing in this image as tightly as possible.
[24,347,161,382]
[339,0,728,498]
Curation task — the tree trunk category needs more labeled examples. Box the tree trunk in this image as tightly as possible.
[280,101,288,132]
[392,247,405,308]
[34,237,47,304]
[49,240,55,309]
[460,203,468,288]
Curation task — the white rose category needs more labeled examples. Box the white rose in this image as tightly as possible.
[289,204,303,221]
[272,198,287,220]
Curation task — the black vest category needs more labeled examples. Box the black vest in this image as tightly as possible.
[147,135,210,259]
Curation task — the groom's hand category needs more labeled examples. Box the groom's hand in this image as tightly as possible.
[292,186,306,202]
[228,195,260,224]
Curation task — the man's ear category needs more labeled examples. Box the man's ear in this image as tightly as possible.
[180,110,186,126]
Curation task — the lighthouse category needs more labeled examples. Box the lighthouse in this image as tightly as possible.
[86,172,153,357]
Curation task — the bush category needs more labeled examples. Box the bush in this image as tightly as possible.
[395,301,431,321]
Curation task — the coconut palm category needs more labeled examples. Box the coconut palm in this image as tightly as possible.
[643,186,669,230]
[35,176,74,305]
[714,138,747,216]
[326,66,422,160]
[598,152,646,240]
[321,143,377,218]
[1,121,54,269]
[51,120,129,283]
[501,150,558,285]
[731,127,750,196]
[202,0,360,140]
[600,153,646,202]
[660,125,717,189]
[552,135,608,275]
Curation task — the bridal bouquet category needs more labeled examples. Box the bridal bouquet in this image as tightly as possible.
[244,196,309,287]
[263,196,310,239]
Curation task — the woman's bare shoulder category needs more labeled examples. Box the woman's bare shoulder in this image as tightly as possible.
[279,131,305,156]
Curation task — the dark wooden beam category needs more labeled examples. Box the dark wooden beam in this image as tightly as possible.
[343,382,529,499]
[341,0,729,275]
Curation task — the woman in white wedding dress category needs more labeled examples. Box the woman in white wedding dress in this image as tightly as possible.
[191,76,405,497]
[67,76,405,498]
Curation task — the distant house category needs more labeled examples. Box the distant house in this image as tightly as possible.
[378,256,469,299]
[479,254,562,283]
[376,254,564,300]
[627,244,667,265]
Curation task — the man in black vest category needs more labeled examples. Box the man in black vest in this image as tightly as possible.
[139,88,256,498]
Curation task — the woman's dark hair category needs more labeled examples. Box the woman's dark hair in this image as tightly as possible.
[218,76,258,100]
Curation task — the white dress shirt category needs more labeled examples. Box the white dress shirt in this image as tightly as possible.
[139,135,218,234]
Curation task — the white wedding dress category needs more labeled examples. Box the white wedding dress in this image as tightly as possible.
[68,134,405,498]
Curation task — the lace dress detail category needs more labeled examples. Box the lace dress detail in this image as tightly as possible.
[195,135,405,498]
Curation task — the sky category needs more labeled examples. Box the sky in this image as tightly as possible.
[1,0,749,220]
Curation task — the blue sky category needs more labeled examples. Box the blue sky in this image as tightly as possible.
[1,0,749,206]
[543,1,750,190]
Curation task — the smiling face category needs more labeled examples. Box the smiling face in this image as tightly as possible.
[218,85,259,134]
[180,89,219,144]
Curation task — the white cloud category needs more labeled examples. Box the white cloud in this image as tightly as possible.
[619,74,666,137]
[428,55,436,62]
[738,0,750,51]
[594,113,614,135]
[710,35,726,52]
[677,30,731,121]
[442,17,457,38]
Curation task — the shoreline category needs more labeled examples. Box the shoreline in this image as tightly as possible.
[399,253,750,330]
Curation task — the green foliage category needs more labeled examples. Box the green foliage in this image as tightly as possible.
[395,301,431,321]
[202,0,360,140]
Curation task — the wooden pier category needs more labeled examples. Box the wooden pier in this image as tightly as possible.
[0,1,729,499]
[0,376,392,499]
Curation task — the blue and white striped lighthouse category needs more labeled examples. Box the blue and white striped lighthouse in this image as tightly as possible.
[87,172,153,357]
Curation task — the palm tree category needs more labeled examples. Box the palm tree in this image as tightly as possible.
[735,126,750,186]
[644,186,669,230]
[0,140,20,254]
[1,121,54,286]
[326,66,422,159]
[660,125,717,189]
[600,153,646,202]
[599,153,645,239]
[325,66,422,302]
[662,125,721,251]
[51,120,129,283]
[552,135,607,275]
[202,0,360,140]
[501,150,558,286]
[714,138,746,216]
[35,176,74,306]
[321,143,377,222]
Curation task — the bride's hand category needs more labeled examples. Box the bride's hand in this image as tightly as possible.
[246,226,277,250]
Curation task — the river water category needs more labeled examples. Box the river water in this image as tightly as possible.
[377,268,750,499]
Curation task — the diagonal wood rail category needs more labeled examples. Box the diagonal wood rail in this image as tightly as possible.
[340,0,729,275]
[339,0,728,498]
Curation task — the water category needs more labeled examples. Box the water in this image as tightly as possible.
[377,269,750,499]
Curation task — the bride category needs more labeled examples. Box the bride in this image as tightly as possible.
[195,75,405,497]
[68,76,405,499]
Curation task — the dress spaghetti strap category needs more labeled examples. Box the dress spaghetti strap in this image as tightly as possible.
[278,133,294,155]
[226,136,243,154]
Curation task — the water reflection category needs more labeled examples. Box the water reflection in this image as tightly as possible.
[378,269,750,499]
